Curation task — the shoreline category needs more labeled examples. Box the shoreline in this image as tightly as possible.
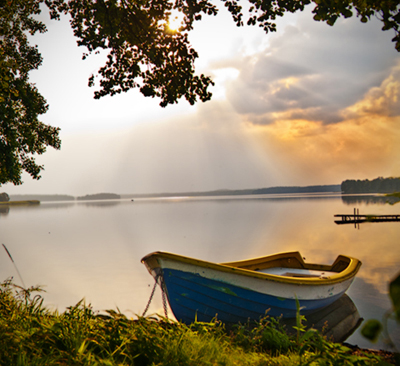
[0,200,40,206]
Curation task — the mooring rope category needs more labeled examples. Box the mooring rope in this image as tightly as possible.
[161,280,168,319]
[142,274,169,319]
[142,274,160,317]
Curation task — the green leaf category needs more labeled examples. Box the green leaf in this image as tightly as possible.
[361,319,383,342]
[389,272,400,320]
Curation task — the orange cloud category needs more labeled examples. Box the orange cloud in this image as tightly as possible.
[344,63,400,118]
[249,63,400,184]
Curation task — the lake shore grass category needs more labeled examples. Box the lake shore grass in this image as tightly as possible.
[0,200,40,206]
[385,192,400,199]
[0,280,397,366]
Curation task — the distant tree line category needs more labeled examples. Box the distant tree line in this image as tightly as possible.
[76,193,121,201]
[252,185,341,195]
[122,185,341,199]
[9,193,121,201]
[9,194,74,202]
[341,177,400,194]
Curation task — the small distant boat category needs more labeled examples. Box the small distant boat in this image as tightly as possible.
[141,251,361,324]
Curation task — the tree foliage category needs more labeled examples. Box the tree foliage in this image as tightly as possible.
[67,0,215,107]
[0,0,61,185]
[1,0,399,185]
[64,0,400,105]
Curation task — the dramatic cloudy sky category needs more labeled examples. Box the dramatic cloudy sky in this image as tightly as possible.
[3,4,400,195]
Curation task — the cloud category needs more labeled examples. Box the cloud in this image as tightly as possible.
[4,7,400,195]
[344,63,400,118]
[222,10,399,125]
[249,63,400,184]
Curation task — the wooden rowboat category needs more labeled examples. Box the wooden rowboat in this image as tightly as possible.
[141,251,361,324]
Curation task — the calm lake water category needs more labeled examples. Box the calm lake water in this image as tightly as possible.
[1,193,399,350]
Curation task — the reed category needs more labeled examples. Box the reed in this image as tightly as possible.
[0,279,389,365]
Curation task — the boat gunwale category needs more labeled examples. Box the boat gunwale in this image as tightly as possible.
[141,251,362,286]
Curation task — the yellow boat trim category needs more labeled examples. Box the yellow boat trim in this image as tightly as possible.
[141,251,362,286]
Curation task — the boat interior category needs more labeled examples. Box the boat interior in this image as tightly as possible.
[221,251,351,275]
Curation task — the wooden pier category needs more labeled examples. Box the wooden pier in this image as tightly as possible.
[334,208,400,225]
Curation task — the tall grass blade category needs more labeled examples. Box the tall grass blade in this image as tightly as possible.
[2,244,26,288]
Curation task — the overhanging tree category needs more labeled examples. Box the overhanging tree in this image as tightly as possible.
[66,0,400,104]
[0,0,61,185]
[1,0,399,185]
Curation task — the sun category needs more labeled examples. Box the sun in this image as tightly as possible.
[168,10,184,31]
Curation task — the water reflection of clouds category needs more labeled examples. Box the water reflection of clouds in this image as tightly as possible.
[312,231,397,294]
[242,198,400,295]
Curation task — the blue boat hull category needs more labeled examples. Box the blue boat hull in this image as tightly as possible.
[162,268,343,324]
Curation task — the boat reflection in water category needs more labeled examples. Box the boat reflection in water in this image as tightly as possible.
[281,293,362,343]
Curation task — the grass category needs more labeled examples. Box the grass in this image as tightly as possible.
[0,200,40,206]
[0,279,394,366]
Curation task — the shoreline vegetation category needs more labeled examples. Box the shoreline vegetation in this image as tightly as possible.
[341,178,400,194]
[0,200,40,206]
[9,184,343,202]
[4,177,400,204]
[0,280,397,365]
[3,177,400,201]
